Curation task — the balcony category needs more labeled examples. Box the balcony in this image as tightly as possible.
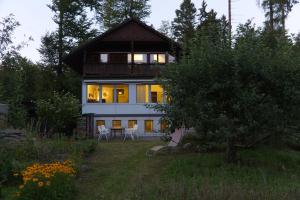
[83,64,163,78]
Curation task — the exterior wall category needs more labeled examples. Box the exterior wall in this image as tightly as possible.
[82,79,162,116]
[82,79,164,135]
[94,116,164,137]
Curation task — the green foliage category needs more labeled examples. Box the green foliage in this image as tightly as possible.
[97,0,151,30]
[36,92,80,135]
[157,8,300,162]
[172,0,197,52]
[17,173,75,200]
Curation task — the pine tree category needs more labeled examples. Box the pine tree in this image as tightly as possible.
[172,0,197,49]
[97,0,151,30]
[39,0,98,76]
[257,0,298,31]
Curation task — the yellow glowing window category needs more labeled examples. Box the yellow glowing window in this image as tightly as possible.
[128,53,147,64]
[96,120,105,126]
[87,84,100,103]
[128,120,137,128]
[160,120,169,133]
[136,84,149,103]
[151,85,164,103]
[112,120,121,128]
[116,85,129,103]
[102,85,114,103]
[144,120,153,133]
[150,54,166,64]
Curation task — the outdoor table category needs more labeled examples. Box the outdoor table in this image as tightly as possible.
[110,127,125,138]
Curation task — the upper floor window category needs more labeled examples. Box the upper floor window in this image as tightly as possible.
[128,53,147,64]
[150,54,166,64]
[136,84,164,104]
[100,54,108,63]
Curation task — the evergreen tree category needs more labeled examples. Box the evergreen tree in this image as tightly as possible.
[158,20,174,38]
[39,0,98,77]
[258,0,298,31]
[172,0,197,52]
[97,0,151,30]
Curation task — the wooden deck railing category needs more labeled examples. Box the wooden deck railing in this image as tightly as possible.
[83,64,163,78]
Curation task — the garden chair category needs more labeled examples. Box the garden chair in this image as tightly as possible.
[97,125,110,142]
[124,124,138,141]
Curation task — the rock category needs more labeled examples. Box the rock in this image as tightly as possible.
[183,143,192,149]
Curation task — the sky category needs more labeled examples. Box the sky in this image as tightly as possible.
[0,0,300,63]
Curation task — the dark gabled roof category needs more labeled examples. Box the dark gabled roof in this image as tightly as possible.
[63,18,180,73]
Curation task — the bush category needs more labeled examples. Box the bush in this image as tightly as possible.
[15,161,75,200]
[36,91,80,136]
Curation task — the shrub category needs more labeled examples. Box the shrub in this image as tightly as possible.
[15,161,75,200]
[36,91,80,136]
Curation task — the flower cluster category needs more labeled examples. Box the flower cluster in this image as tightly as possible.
[15,160,76,197]
[20,160,75,185]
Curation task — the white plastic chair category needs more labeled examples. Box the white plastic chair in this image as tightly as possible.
[98,125,110,142]
[132,124,139,139]
[124,124,138,141]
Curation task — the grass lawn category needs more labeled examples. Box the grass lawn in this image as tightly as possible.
[75,140,300,200]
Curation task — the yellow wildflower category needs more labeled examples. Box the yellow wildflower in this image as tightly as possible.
[38,182,44,187]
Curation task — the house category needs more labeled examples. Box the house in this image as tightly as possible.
[64,18,180,136]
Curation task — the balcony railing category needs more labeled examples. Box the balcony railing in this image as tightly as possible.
[83,64,163,78]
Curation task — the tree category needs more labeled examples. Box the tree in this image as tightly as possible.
[39,0,98,77]
[158,20,174,38]
[172,0,197,46]
[156,17,300,163]
[97,0,151,30]
[257,0,299,31]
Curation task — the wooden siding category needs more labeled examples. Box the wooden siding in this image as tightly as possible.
[83,64,162,78]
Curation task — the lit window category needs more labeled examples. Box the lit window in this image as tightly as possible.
[102,85,114,103]
[112,120,121,128]
[96,120,105,126]
[136,84,149,103]
[127,54,132,63]
[100,54,108,63]
[151,85,164,103]
[128,120,137,128]
[160,120,169,133]
[116,85,129,103]
[145,120,153,133]
[150,54,166,64]
[87,84,100,103]
[158,54,166,64]
[128,53,147,64]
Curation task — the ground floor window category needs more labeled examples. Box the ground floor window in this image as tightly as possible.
[144,120,153,133]
[87,84,129,104]
[112,120,121,128]
[128,120,137,128]
[96,120,105,127]
[160,120,169,133]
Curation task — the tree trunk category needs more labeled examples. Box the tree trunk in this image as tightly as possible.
[269,0,274,31]
[58,8,64,77]
[226,137,238,163]
[280,1,285,30]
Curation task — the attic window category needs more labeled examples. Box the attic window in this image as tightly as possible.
[150,54,166,64]
[100,54,108,63]
[128,53,147,64]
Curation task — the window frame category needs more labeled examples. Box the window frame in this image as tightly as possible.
[144,120,153,133]
[128,120,137,128]
[112,120,122,128]
[86,84,100,103]
[86,83,129,104]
